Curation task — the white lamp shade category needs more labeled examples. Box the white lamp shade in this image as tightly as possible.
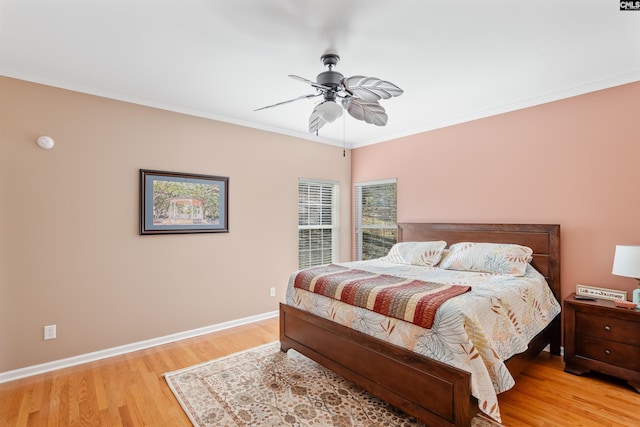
[316,101,343,123]
[612,245,640,279]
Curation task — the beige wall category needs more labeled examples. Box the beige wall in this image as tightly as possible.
[352,81,640,307]
[0,77,351,373]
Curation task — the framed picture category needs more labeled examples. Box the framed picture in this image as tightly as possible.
[140,169,229,235]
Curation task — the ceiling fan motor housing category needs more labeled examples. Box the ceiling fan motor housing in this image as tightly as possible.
[316,70,344,89]
[317,53,343,90]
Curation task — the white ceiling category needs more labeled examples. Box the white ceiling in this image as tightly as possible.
[2,0,639,148]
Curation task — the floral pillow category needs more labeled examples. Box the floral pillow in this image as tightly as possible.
[438,242,533,276]
[380,241,447,266]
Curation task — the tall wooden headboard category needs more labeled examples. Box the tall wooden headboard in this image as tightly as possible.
[398,223,561,356]
[398,223,561,304]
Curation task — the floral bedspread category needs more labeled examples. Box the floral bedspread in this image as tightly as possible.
[285,260,561,423]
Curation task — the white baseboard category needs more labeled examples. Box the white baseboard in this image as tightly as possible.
[0,310,279,384]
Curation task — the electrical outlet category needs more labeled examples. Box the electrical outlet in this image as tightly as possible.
[270,287,276,297]
[44,325,56,340]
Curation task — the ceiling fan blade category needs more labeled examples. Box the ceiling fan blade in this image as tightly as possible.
[344,98,388,126]
[343,75,403,102]
[308,105,327,133]
[289,75,332,91]
[254,93,321,111]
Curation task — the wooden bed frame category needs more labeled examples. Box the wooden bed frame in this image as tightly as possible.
[280,223,561,427]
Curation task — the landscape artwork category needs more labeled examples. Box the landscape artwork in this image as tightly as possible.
[140,169,229,234]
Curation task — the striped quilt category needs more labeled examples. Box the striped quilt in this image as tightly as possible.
[293,264,470,329]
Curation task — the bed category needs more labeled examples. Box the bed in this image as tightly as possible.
[280,223,561,427]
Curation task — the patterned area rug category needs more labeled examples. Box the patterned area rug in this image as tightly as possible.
[165,342,503,427]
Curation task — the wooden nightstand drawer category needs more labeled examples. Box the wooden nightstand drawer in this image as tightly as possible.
[564,294,640,393]
[576,334,640,371]
[576,312,640,346]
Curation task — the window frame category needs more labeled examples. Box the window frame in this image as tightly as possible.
[298,178,340,269]
[354,178,398,261]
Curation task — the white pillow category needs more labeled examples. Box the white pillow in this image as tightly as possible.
[380,241,447,266]
[439,242,533,276]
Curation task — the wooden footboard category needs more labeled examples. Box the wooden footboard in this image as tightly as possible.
[280,303,475,427]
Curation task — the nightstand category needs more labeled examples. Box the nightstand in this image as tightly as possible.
[564,293,640,392]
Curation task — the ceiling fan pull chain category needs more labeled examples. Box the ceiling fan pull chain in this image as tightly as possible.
[343,113,346,158]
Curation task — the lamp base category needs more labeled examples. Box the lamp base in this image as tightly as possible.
[633,279,640,306]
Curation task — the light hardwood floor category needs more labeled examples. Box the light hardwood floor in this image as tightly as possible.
[1,317,638,426]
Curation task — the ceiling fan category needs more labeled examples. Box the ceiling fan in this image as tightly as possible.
[255,53,403,134]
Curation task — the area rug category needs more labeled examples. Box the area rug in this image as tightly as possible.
[165,342,502,427]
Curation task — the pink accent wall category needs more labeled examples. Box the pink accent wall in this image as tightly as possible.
[352,81,640,303]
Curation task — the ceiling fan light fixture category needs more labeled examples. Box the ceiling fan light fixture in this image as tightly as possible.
[317,100,343,123]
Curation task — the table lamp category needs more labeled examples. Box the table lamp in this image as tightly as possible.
[612,245,640,304]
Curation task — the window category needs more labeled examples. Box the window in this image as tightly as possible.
[355,179,397,260]
[298,179,339,268]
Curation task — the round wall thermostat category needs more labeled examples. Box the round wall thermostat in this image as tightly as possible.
[37,136,55,149]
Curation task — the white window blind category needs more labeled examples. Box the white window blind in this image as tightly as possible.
[298,179,339,268]
[355,179,397,261]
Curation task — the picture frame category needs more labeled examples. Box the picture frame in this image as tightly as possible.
[575,284,627,301]
[140,169,229,235]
